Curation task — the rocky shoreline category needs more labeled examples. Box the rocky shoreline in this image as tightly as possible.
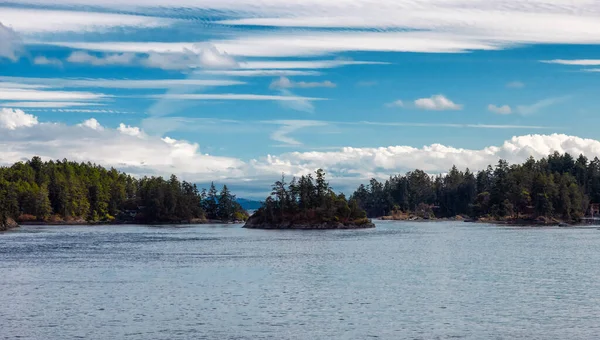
[379,215,575,226]
[0,218,19,232]
[243,217,375,230]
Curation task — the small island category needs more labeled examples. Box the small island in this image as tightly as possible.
[244,169,374,230]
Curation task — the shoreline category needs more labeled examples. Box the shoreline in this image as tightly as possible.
[243,222,376,230]
[14,219,244,227]
[378,215,577,227]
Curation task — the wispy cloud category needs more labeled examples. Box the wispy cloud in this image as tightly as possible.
[269,77,336,90]
[200,70,321,77]
[506,81,525,89]
[414,95,462,111]
[0,88,107,101]
[146,93,325,102]
[273,89,316,113]
[33,56,63,67]
[516,97,569,115]
[0,76,244,89]
[0,101,105,108]
[0,7,172,33]
[268,120,326,146]
[65,44,238,70]
[0,22,22,61]
[542,59,600,66]
[385,100,404,108]
[488,104,512,115]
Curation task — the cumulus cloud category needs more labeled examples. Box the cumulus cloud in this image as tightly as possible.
[0,108,38,129]
[269,77,336,89]
[488,104,512,115]
[1,108,600,195]
[79,118,104,131]
[0,22,23,61]
[414,95,462,111]
[118,123,144,137]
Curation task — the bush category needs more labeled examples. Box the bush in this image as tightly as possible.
[17,214,37,222]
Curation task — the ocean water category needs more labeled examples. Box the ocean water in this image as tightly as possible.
[2,221,600,339]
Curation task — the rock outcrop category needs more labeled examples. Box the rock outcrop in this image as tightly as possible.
[0,218,19,232]
[243,215,375,230]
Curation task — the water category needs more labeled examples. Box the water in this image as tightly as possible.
[2,221,600,339]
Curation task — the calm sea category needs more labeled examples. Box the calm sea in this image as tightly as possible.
[2,221,600,339]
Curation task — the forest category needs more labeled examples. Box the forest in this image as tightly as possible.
[351,152,597,222]
[247,169,372,228]
[0,157,247,228]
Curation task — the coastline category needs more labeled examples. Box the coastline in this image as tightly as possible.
[378,215,575,226]
[15,219,245,227]
[0,218,19,232]
[243,221,376,230]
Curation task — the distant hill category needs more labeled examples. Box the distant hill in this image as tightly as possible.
[236,198,262,210]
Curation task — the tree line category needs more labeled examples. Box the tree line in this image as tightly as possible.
[251,169,371,226]
[351,152,597,222]
[0,157,247,226]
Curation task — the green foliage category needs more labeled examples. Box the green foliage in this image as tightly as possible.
[351,152,594,222]
[252,169,370,225]
[0,157,247,224]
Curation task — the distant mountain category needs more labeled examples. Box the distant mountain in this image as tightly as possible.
[236,198,263,210]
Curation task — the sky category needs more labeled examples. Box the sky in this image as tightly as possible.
[3,0,600,198]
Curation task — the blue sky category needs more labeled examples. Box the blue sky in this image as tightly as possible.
[2,1,600,197]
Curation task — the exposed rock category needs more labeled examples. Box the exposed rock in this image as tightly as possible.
[243,215,375,230]
[0,218,19,232]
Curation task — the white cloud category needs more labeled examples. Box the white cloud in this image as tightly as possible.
[269,120,326,145]
[118,123,144,137]
[0,101,104,108]
[67,51,137,66]
[269,77,336,89]
[0,22,22,61]
[273,89,316,113]
[506,81,525,89]
[65,44,238,70]
[20,0,600,59]
[0,76,244,89]
[79,118,104,131]
[0,7,172,33]
[385,100,404,108]
[414,95,462,111]
[1,109,597,195]
[0,108,38,129]
[33,56,63,67]
[0,88,107,101]
[147,93,324,102]
[516,97,568,115]
[542,59,600,66]
[201,70,321,77]
[241,60,387,69]
[488,104,512,115]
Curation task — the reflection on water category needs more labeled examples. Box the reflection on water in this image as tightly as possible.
[2,221,600,339]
